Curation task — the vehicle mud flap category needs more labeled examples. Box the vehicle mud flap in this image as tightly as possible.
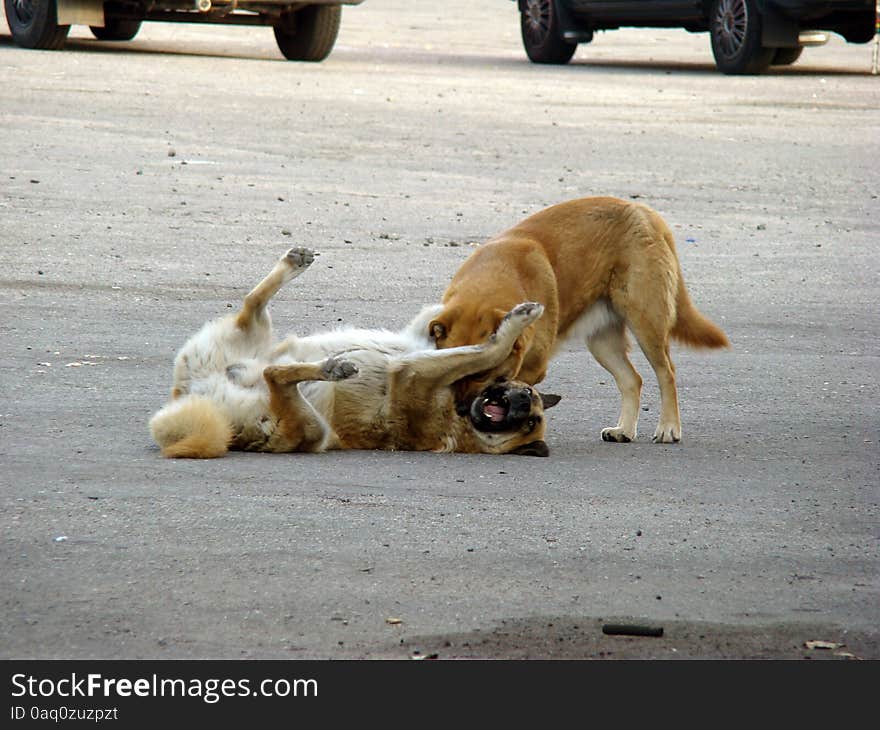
[553,0,594,43]
[760,5,799,48]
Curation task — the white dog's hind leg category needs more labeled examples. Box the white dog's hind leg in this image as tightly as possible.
[262,357,358,452]
[236,247,315,330]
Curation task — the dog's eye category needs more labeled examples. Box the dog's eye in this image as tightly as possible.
[527,416,540,432]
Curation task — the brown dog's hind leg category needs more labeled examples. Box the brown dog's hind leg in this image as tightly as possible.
[619,310,681,443]
[634,336,681,443]
[587,324,643,443]
[235,247,315,331]
[262,357,357,452]
[607,249,681,443]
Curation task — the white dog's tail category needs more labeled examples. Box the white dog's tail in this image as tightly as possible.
[149,395,233,459]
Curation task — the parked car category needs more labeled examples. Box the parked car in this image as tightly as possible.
[3,0,365,61]
[514,0,877,74]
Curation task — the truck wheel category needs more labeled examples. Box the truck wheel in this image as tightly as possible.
[771,46,803,65]
[4,0,70,49]
[709,0,774,74]
[90,18,142,41]
[520,0,577,64]
[274,5,341,62]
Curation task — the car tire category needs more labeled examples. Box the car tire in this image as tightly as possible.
[709,0,774,74]
[4,0,70,49]
[771,46,803,65]
[274,5,341,62]
[520,0,577,65]
[90,18,142,42]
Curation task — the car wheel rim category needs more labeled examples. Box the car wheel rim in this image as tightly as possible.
[714,0,747,58]
[523,0,552,46]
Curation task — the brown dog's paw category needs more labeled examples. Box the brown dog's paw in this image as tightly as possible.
[652,424,681,444]
[601,426,634,443]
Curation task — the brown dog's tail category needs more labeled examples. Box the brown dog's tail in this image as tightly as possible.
[646,206,729,350]
[671,284,729,349]
[149,395,232,459]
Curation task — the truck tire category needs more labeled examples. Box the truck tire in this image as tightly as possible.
[274,5,341,62]
[709,0,774,74]
[90,18,142,41]
[771,46,803,65]
[520,0,577,64]
[4,0,70,50]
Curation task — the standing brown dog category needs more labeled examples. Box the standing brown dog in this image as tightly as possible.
[428,196,729,443]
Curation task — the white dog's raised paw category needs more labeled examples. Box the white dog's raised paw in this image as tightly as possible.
[321,357,358,381]
[490,302,543,343]
[284,247,315,270]
[506,301,544,325]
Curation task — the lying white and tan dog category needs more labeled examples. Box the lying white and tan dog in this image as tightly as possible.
[149,248,559,459]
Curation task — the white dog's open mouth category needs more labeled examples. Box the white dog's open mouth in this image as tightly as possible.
[470,385,517,430]
[481,397,509,423]
[470,383,535,433]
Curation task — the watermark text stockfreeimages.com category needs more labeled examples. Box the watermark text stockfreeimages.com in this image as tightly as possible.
[11,671,317,705]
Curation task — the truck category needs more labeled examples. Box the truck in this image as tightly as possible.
[515,0,877,74]
[3,0,365,61]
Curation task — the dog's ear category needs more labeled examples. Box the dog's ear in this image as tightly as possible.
[429,319,447,343]
[540,393,562,409]
[510,440,550,457]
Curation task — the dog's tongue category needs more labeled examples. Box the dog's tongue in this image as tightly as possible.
[484,404,506,422]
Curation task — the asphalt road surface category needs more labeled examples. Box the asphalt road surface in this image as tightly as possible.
[1,2,878,660]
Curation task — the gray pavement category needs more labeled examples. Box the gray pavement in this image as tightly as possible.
[1,2,878,659]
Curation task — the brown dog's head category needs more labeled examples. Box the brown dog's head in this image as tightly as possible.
[430,306,529,404]
[429,305,508,347]
[465,379,561,457]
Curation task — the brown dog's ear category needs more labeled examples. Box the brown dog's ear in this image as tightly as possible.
[510,440,550,457]
[429,319,447,343]
[540,393,562,409]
